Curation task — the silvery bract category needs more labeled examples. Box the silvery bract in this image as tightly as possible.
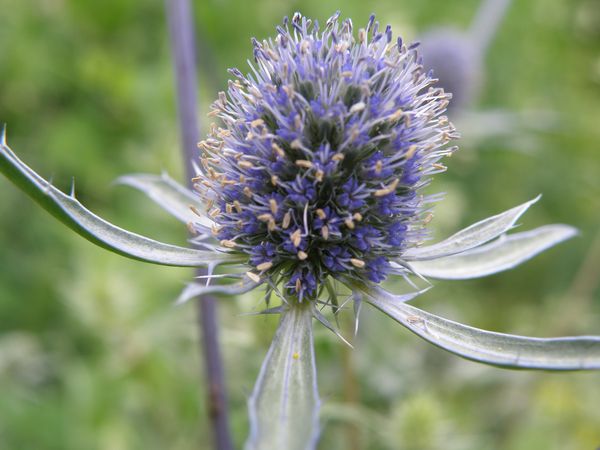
[1,12,599,450]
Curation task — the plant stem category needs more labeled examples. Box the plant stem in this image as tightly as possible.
[469,0,512,57]
[165,1,234,449]
[342,315,361,450]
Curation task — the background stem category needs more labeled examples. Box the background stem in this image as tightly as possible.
[469,0,512,57]
[165,1,234,449]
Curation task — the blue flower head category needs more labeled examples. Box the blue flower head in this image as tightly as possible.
[198,12,458,301]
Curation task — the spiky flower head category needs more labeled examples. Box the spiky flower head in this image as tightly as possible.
[198,12,458,302]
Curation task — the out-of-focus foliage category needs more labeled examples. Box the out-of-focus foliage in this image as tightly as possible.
[0,0,598,449]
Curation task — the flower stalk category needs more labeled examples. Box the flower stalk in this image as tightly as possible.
[165,0,233,448]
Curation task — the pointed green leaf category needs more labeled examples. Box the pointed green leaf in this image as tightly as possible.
[403,196,540,260]
[410,225,577,279]
[358,284,600,370]
[0,135,240,267]
[117,173,214,228]
[246,304,320,450]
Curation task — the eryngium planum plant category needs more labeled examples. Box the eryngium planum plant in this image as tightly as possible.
[1,12,599,450]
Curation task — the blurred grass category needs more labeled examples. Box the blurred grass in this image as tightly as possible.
[0,0,599,449]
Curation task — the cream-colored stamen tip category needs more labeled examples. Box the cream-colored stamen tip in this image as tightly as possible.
[350,258,365,268]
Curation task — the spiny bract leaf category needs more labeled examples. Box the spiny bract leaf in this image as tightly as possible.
[410,224,577,279]
[0,132,239,267]
[246,304,320,450]
[176,276,262,305]
[358,283,600,370]
[117,173,214,228]
[402,196,540,260]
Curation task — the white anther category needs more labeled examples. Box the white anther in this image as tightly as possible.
[349,102,366,114]
[290,229,302,247]
[246,272,261,283]
[256,262,273,271]
[220,240,237,248]
[350,258,365,268]
[374,179,400,197]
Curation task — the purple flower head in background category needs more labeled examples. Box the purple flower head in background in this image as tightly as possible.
[199,11,457,302]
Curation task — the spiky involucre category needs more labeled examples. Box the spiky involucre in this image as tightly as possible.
[197,12,458,301]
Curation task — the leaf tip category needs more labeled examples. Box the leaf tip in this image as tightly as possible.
[521,194,542,213]
[557,224,579,240]
[1,124,7,147]
[113,173,138,187]
[174,283,195,307]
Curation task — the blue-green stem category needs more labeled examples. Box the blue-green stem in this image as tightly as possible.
[165,0,234,448]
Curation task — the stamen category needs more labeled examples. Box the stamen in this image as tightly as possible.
[315,208,327,220]
[297,251,308,260]
[189,205,204,217]
[282,211,292,229]
[269,199,278,214]
[256,261,273,271]
[344,217,355,229]
[238,160,254,170]
[186,222,198,235]
[374,178,400,197]
[257,213,273,222]
[290,229,302,247]
[405,145,417,159]
[220,240,237,248]
[295,159,313,169]
[246,272,261,283]
[388,109,403,122]
[321,226,329,240]
[358,28,366,43]
[349,102,366,113]
[350,258,365,268]
[272,142,285,157]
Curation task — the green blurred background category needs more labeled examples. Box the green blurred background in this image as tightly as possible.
[1,0,599,449]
